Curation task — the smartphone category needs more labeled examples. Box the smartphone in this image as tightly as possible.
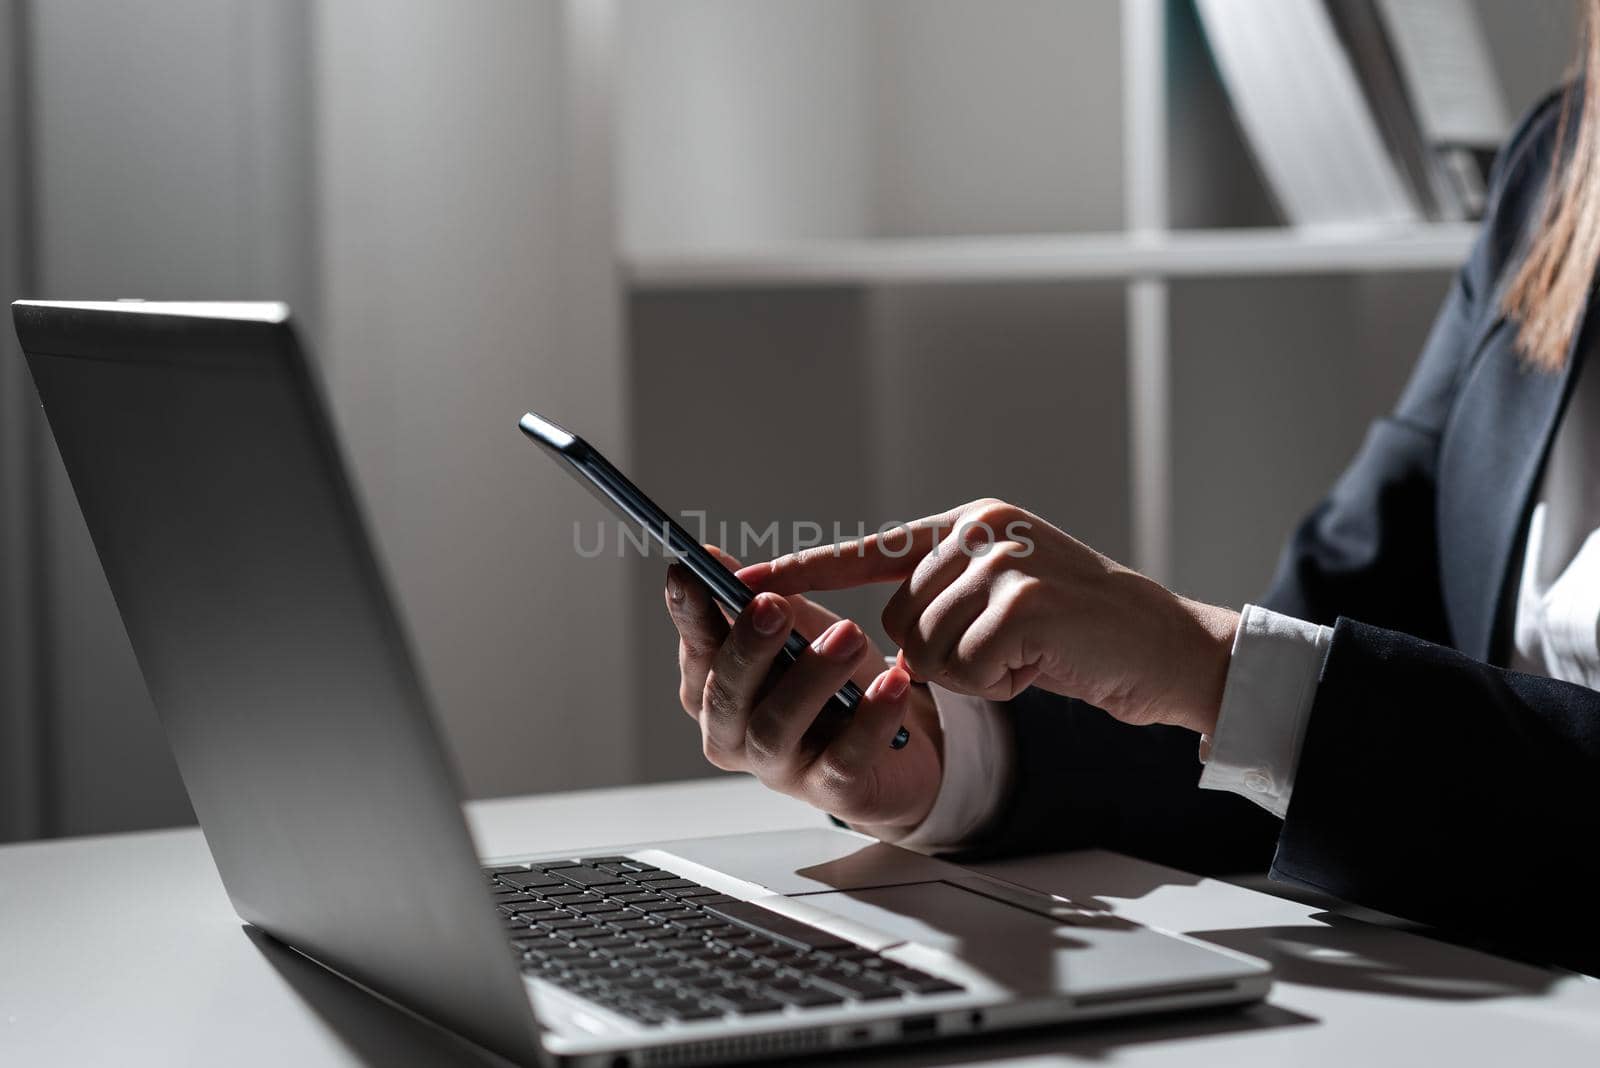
[519,410,909,749]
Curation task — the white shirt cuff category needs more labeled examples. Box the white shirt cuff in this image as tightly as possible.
[1198,604,1331,818]
[884,685,1013,854]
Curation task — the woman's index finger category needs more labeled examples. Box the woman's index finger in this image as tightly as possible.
[739,507,967,594]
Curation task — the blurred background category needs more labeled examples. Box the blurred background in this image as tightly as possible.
[0,1,1575,842]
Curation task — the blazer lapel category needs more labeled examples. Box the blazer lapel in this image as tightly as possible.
[1437,315,1586,664]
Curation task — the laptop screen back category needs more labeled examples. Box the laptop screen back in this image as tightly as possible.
[12,300,540,1063]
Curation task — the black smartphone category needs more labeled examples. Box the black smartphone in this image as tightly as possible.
[519,410,908,749]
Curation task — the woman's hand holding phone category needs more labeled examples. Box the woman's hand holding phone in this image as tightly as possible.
[663,547,944,837]
[664,499,1238,841]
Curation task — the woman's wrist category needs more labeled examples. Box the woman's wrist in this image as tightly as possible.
[1165,598,1239,737]
[844,684,944,839]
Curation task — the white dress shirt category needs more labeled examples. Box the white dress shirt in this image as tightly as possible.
[891,350,1600,854]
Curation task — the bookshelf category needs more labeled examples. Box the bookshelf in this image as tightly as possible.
[617,0,1485,581]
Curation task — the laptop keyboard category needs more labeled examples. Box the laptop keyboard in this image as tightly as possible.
[485,856,964,1025]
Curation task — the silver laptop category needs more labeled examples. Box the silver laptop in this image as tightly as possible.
[12,300,1271,1067]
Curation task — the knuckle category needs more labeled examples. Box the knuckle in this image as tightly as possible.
[971,546,1019,579]
[743,717,785,766]
[809,756,874,813]
[700,734,736,771]
[722,635,757,674]
[701,671,741,722]
[968,498,1019,529]
[676,626,716,661]
[768,548,815,586]
[947,632,987,673]
[999,572,1043,609]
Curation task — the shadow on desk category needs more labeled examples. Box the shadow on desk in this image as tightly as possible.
[1193,914,1561,1002]
[245,926,506,1066]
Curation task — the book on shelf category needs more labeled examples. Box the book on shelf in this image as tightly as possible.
[1194,0,1511,226]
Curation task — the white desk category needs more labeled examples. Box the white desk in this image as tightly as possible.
[4,777,1598,1065]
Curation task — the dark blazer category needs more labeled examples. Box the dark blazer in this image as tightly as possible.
[962,90,1600,975]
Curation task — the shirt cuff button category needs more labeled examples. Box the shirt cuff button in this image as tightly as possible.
[1243,770,1273,794]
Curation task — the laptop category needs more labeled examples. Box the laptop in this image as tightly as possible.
[11,300,1271,1066]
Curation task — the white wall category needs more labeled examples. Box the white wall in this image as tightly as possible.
[865,0,1123,235]
[619,0,872,250]
[314,0,634,799]
[618,0,1125,248]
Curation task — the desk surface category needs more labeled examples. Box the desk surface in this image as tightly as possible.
[3,777,1597,1066]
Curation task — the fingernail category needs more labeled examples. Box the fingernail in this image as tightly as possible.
[894,648,924,683]
[870,666,911,701]
[818,621,866,660]
[752,594,787,635]
[737,561,771,587]
[665,567,684,604]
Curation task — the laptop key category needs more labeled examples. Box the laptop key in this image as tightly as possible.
[634,899,688,914]
[656,997,723,1021]
[710,992,784,1015]
[569,901,625,915]
[611,892,668,905]
[558,866,631,889]
[813,972,901,1000]
[702,900,852,950]
[483,864,531,875]
[546,891,604,905]
[649,878,702,891]
[653,909,701,922]
[606,945,660,961]
[500,872,567,891]
[503,900,559,914]
[856,957,905,972]
[763,980,846,1008]
[891,974,964,995]
[630,870,680,882]
[669,885,721,899]
[541,946,599,963]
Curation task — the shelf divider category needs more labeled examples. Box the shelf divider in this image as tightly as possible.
[1123,0,1172,580]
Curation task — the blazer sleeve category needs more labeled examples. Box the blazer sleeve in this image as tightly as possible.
[951,92,1566,877]
[1275,619,1600,974]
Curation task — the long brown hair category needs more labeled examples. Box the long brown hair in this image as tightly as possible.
[1503,1,1600,371]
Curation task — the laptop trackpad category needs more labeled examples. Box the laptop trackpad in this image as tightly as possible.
[806,881,1226,996]
[808,881,1081,993]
